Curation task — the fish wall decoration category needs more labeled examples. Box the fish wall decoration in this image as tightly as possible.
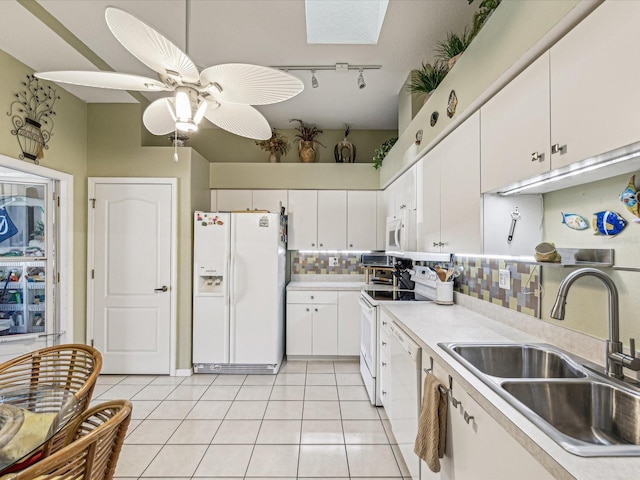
[592,211,627,236]
[619,174,640,219]
[561,212,588,230]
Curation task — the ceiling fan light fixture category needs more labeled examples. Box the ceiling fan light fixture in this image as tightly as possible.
[176,120,198,133]
[175,89,192,121]
[193,99,208,124]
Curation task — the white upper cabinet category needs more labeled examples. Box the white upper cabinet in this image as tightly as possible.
[288,190,318,250]
[385,165,417,220]
[252,190,288,213]
[347,191,378,251]
[216,190,253,211]
[418,112,482,254]
[318,190,347,250]
[550,1,640,169]
[376,191,385,250]
[480,52,551,193]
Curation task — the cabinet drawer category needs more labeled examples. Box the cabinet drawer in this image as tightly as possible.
[287,290,337,304]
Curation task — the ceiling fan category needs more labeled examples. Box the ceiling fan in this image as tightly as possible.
[35,7,304,140]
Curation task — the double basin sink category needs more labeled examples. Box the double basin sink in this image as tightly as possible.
[439,343,640,456]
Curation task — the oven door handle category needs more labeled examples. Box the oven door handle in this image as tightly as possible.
[359,296,375,313]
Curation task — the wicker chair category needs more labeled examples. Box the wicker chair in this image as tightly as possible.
[6,400,132,480]
[0,344,102,454]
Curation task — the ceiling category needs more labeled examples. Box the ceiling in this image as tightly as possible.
[0,0,477,131]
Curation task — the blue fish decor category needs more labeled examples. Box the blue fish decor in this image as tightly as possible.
[619,175,640,219]
[561,212,588,230]
[592,211,627,236]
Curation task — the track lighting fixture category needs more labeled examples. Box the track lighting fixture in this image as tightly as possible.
[357,69,366,89]
[272,63,380,90]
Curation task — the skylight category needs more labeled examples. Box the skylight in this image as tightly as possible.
[305,0,389,44]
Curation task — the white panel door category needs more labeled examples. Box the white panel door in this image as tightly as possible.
[252,190,288,213]
[217,190,252,211]
[91,181,173,374]
[347,191,377,251]
[550,1,640,169]
[230,213,282,364]
[318,190,347,250]
[288,190,318,250]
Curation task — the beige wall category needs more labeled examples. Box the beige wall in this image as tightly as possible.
[87,103,201,370]
[382,0,592,187]
[541,173,640,347]
[0,49,89,343]
[143,124,395,166]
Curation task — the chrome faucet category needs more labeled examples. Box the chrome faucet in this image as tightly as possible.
[550,268,640,380]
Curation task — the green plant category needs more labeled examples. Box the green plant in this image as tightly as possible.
[290,119,325,147]
[372,137,398,170]
[407,62,449,95]
[468,0,502,40]
[435,28,471,62]
[255,130,290,155]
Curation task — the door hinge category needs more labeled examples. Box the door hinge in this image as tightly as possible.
[53,192,59,207]
[90,198,96,208]
[91,269,94,279]
[57,272,60,283]
[91,339,94,347]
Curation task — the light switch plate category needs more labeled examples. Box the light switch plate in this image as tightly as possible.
[499,269,510,289]
[329,257,339,266]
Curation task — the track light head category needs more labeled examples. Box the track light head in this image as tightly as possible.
[357,69,366,89]
[311,70,319,88]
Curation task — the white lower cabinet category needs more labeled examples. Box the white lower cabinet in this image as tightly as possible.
[419,352,553,480]
[287,289,360,357]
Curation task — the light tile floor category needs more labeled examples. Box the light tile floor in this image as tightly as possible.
[97,360,410,479]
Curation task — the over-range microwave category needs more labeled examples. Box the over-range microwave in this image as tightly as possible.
[385,210,416,255]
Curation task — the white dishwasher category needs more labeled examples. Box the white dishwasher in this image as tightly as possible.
[390,321,421,480]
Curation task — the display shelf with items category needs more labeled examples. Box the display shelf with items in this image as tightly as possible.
[0,261,47,336]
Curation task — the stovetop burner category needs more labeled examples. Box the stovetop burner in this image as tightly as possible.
[363,289,416,301]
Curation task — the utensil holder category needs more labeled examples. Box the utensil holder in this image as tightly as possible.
[436,281,454,305]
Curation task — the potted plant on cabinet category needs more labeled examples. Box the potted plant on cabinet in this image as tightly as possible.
[435,28,471,70]
[372,137,398,170]
[407,61,448,103]
[255,130,290,163]
[290,118,325,163]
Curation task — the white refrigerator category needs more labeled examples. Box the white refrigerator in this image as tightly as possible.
[192,211,286,374]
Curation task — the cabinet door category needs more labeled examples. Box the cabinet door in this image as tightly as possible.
[481,52,551,192]
[210,190,217,212]
[347,191,377,251]
[286,303,312,355]
[550,1,640,169]
[317,190,347,250]
[450,381,553,480]
[216,190,253,211]
[337,291,360,355]
[396,165,417,211]
[417,154,441,253]
[384,180,398,220]
[252,190,288,213]
[376,191,386,250]
[312,304,338,355]
[440,111,482,254]
[288,190,318,250]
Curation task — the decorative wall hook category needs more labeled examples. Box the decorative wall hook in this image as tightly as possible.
[7,75,60,164]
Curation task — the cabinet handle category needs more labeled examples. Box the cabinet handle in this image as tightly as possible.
[400,204,406,209]
[433,242,439,247]
[551,143,566,154]
[349,244,353,247]
[464,411,474,424]
[382,321,387,326]
[382,341,387,346]
[310,296,314,299]
[306,308,309,312]
[531,151,542,162]
[382,390,387,396]
[382,362,387,367]
[320,243,323,247]
[311,243,315,247]
[314,308,318,312]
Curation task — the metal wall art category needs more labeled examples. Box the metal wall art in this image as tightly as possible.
[447,90,458,118]
[620,174,640,219]
[415,130,423,145]
[430,111,439,127]
[334,124,356,163]
[7,75,60,164]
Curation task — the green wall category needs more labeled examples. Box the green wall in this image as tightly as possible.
[0,48,89,343]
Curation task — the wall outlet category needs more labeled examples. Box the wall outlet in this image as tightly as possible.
[499,269,511,289]
[329,257,339,267]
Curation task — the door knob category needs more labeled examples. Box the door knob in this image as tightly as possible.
[154,286,168,292]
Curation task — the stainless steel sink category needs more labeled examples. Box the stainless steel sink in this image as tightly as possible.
[439,342,640,456]
[450,344,586,379]
[503,381,640,454]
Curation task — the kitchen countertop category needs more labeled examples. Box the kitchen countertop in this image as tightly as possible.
[382,301,640,480]
[287,279,397,292]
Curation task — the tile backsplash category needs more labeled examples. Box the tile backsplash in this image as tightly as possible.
[291,252,363,275]
[453,255,541,317]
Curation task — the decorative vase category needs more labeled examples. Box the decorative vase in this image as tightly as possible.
[334,138,356,163]
[268,152,280,163]
[16,118,44,162]
[298,141,316,163]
